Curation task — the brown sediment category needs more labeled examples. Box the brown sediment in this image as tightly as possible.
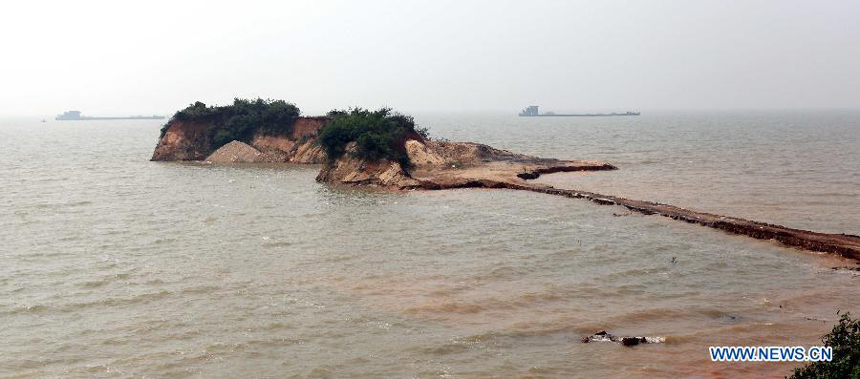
[316,139,616,190]
[424,177,860,261]
[316,140,616,190]
[153,117,860,261]
[203,140,264,163]
[518,185,860,261]
[317,138,860,261]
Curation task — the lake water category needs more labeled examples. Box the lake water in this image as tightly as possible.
[2,111,859,378]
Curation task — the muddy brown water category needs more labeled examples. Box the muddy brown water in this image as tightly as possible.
[2,110,859,378]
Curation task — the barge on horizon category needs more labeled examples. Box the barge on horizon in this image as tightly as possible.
[55,110,166,121]
[519,106,639,117]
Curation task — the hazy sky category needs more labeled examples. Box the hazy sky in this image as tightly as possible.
[2,0,859,116]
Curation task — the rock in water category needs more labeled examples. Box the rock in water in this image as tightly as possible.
[205,141,264,163]
[621,337,646,346]
[581,331,664,347]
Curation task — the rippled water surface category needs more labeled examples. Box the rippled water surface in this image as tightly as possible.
[1,111,859,378]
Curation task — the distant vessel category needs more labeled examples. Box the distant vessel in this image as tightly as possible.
[55,110,165,121]
[519,106,639,117]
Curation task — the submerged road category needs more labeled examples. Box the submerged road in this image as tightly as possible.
[518,185,860,261]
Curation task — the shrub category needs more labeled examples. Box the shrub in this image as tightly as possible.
[318,107,427,168]
[790,311,860,378]
[159,98,300,151]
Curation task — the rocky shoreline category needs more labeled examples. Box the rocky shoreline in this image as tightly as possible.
[152,118,860,262]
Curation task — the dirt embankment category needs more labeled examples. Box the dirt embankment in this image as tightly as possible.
[151,121,213,161]
[316,138,860,260]
[152,124,860,261]
[316,139,616,190]
[523,186,860,261]
[150,117,328,163]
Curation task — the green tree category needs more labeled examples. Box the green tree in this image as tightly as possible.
[159,98,300,151]
[790,312,860,378]
[317,107,427,168]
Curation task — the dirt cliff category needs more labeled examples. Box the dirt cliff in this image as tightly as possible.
[151,117,328,163]
[315,142,422,188]
[150,121,213,161]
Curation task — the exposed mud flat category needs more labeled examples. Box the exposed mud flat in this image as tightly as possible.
[521,185,860,261]
[316,139,616,189]
[154,119,860,261]
[314,138,860,261]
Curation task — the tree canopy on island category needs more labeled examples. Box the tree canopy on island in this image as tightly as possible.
[318,107,428,169]
[159,101,429,166]
[160,98,300,150]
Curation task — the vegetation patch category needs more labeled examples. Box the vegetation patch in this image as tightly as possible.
[790,311,860,378]
[159,98,300,151]
[318,108,428,168]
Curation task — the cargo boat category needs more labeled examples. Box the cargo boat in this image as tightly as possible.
[56,110,165,121]
[519,106,639,117]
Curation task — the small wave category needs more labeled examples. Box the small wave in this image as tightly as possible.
[804,192,859,198]
[453,331,505,344]
[470,265,530,281]
[20,251,69,258]
[259,322,293,331]
[62,290,170,312]
[77,279,109,288]
[515,291,564,304]
[151,238,177,245]
[245,337,308,348]
[2,304,49,315]
[100,337,126,346]
[420,342,471,356]
[75,273,132,288]
[327,254,364,265]
[661,334,695,345]
[608,307,695,324]
[403,301,485,315]
[606,267,664,279]
[699,308,735,319]
[262,241,293,248]
[180,285,221,294]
